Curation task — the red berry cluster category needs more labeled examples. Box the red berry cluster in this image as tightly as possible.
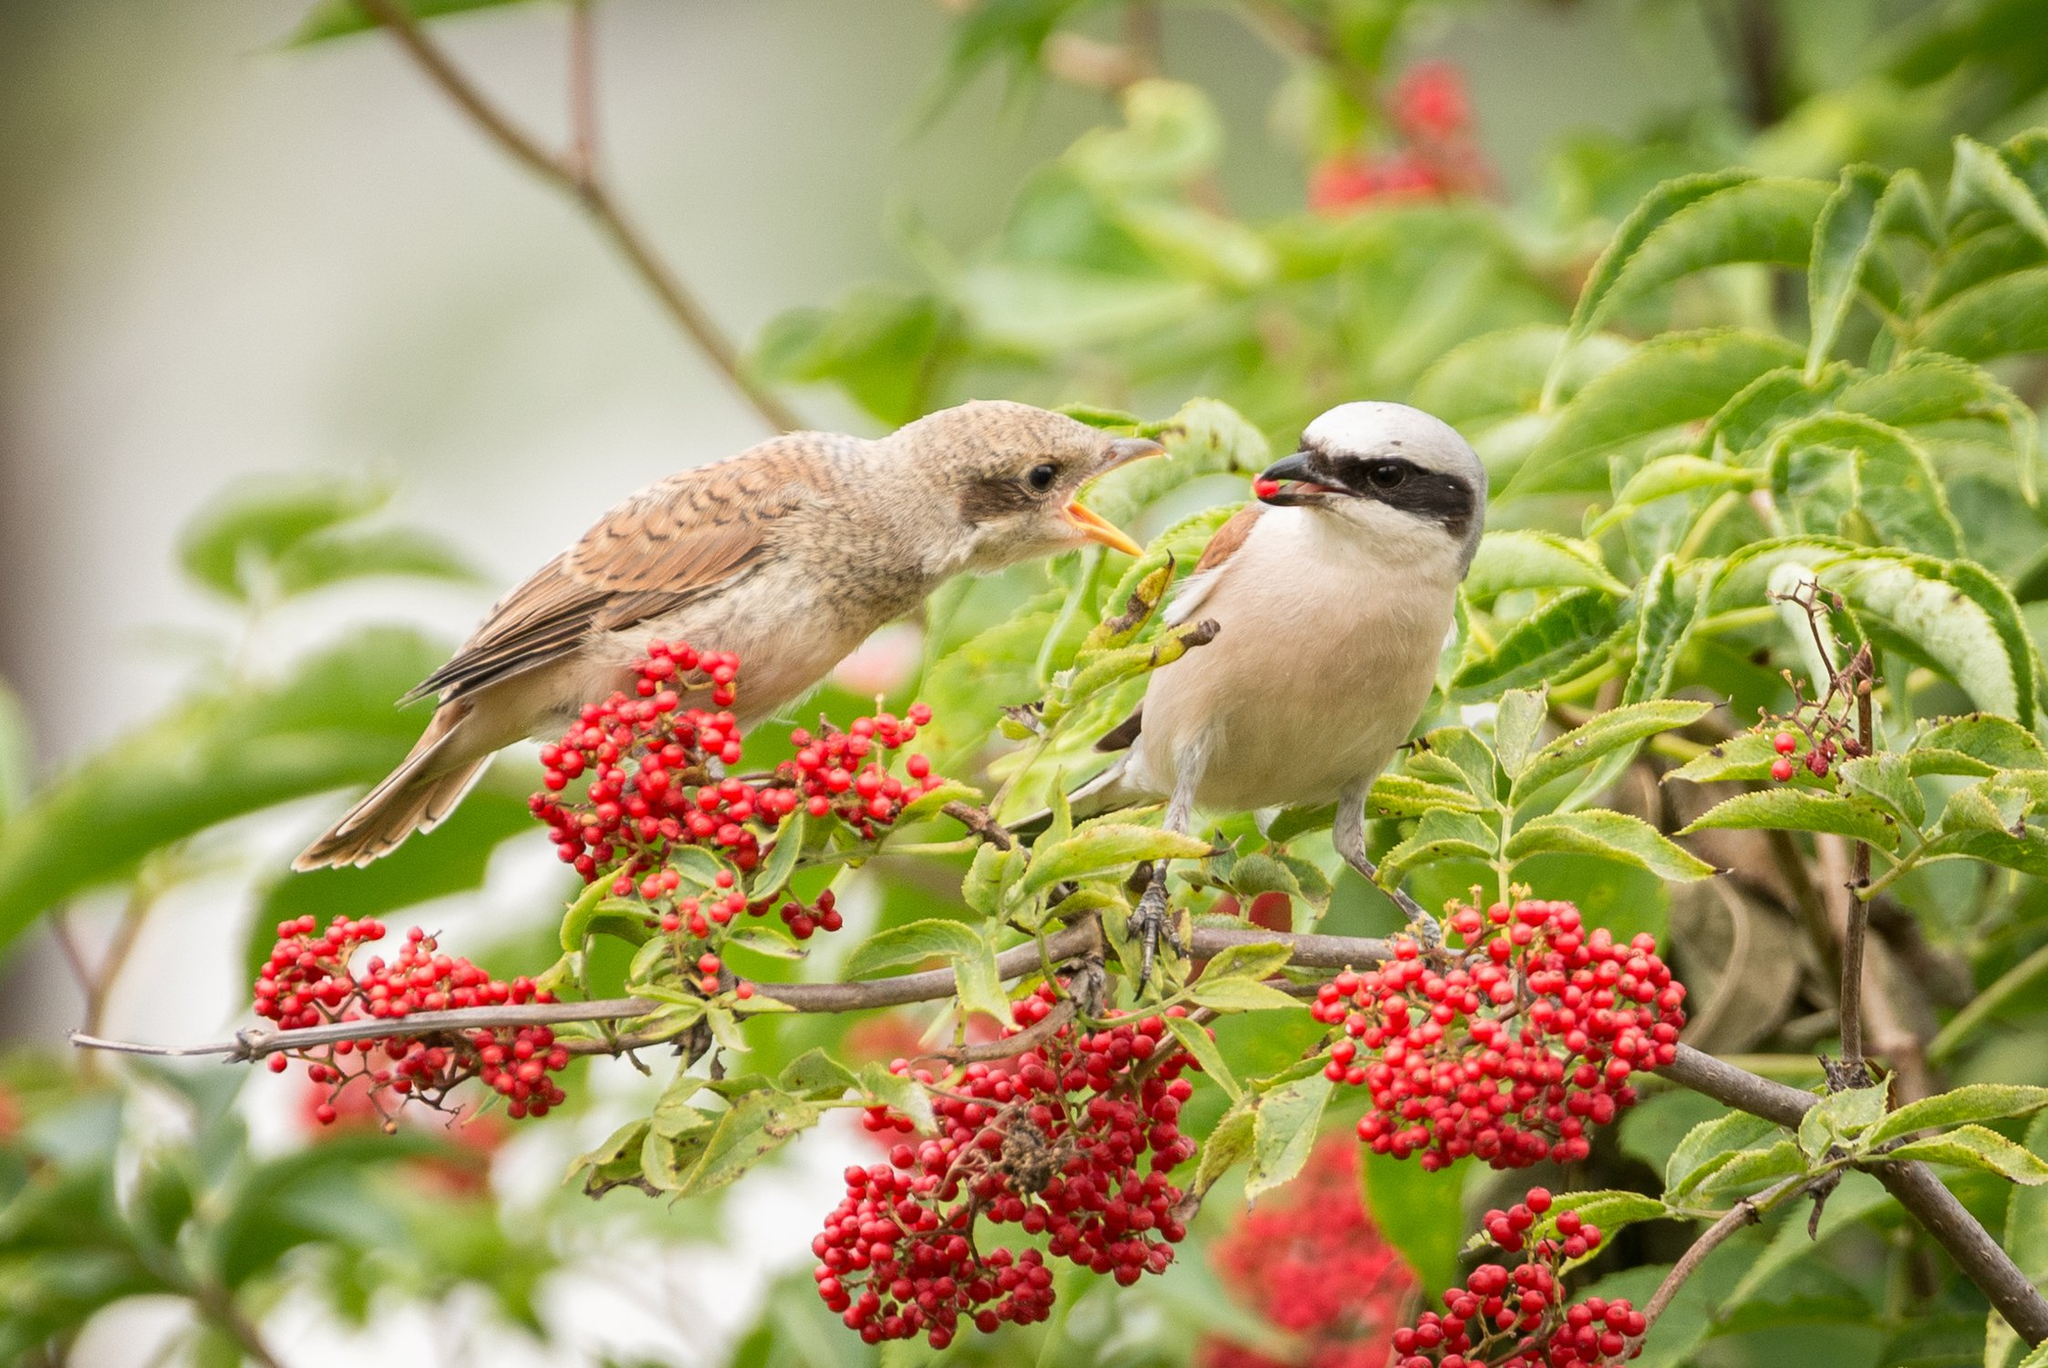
[1310,61,1494,213]
[255,916,570,1124]
[783,706,937,840]
[814,987,1197,1348]
[531,641,795,879]
[1767,725,1855,782]
[531,642,941,892]
[1391,1187,1643,1368]
[1198,1136,1418,1368]
[1312,898,1684,1170]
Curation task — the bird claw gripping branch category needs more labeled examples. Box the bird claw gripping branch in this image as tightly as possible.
[1313,897,1685,1171]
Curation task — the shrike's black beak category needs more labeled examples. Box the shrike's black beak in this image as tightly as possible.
[1256,450,1338,506]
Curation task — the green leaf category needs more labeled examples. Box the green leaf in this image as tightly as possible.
[1506,810,1715,881]
[842,919,986,980]
[1411,323,1630,426]
[1820,552,2035,729]
[270,525,479,599]
[678,1089,827,1196]
[1189,975,1303,1012]
[754,285,952,426]
[1543,1189,1674,1238]
[1492,689,1549,780]
[1019,823,1213,894]
[1769,413,1962,557]
[749,811,806,904]
[1518,330,1805,494]
[1199,940,1293,983]
[1949,136,2048,252]
[1808,166,1898,374]
[1696,1138,1808,1197]
[1669,731,1807,785]
[1511,699,1714,805]
[1364,774,1486,819]
[1246,1075,1331,1201]
[288,0,533,45]
[1884,1125,2048,1184]
[858,1063,937,1133]
[176,474,389,599]
[1836,754,1925,830]
[1196,1099,1255,1193]
[1909,715,2048,775]
[1919,266,2048,361]
[1165,1016,1238,1101]
[775,1049,858,1099]
[1451,589,1620,698]
[1564,170,1758,342]
[1379,809,1499,884]
[1588,455,1756,535]
[1665,1111,1784,1199]
[569,1120,653,1197]
[1576,175,1829,335]
[1798,1081,1890,1160]
[1405,727,1504,803]
[1465,531,1628,604]
[1682,788,1902,851]
[0,627,449,956]
[1866,1085,2048,1147]
[558,858,628,954]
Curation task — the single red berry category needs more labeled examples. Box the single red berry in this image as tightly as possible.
[1773,731,1796,754]
[1771,757,1795,782]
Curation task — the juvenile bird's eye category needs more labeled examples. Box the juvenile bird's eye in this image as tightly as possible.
[1367,462,1407,488]
[1027,463,1058,492]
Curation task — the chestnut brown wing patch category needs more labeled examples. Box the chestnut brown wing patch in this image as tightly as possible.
[1194,503,1262,573]
[404,438,834,703]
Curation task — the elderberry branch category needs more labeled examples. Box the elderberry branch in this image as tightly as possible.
[349,0,801,433]
[64,917,2046,1346]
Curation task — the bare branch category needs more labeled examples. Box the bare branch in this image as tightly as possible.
[349,0,801,433]
[1644,1173,1804,1327]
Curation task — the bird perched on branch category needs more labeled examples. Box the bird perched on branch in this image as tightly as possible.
[296,401,1162,870]
[1068,401,1486,976]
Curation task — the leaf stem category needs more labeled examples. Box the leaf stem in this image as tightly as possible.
[1642,1173,1805,1329]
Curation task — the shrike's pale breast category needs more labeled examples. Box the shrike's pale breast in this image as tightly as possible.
[1128,505,1461,813]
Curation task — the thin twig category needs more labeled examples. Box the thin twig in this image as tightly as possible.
[1643,1173,1803,1327]
[565,0,598,189]
[1837,674,1876,1081]
[351,0,801,433]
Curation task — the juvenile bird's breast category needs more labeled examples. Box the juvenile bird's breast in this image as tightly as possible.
[1132,508,1461,812]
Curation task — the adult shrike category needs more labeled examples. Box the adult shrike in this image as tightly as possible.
[1068,401,1486,976]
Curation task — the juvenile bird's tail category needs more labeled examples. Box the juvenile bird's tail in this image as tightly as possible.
[293,706,491,870]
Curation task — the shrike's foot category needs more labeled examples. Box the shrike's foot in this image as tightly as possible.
[1130,879,1184,986]
[1342,851,1443,949]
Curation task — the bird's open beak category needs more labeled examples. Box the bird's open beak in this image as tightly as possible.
[1064,500,1146,557]
[1256,450,1341,506]
[1064,435,1164,556]
[1101,435,1167,472]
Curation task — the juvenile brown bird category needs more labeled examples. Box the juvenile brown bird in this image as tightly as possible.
[297,401,1161,870]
